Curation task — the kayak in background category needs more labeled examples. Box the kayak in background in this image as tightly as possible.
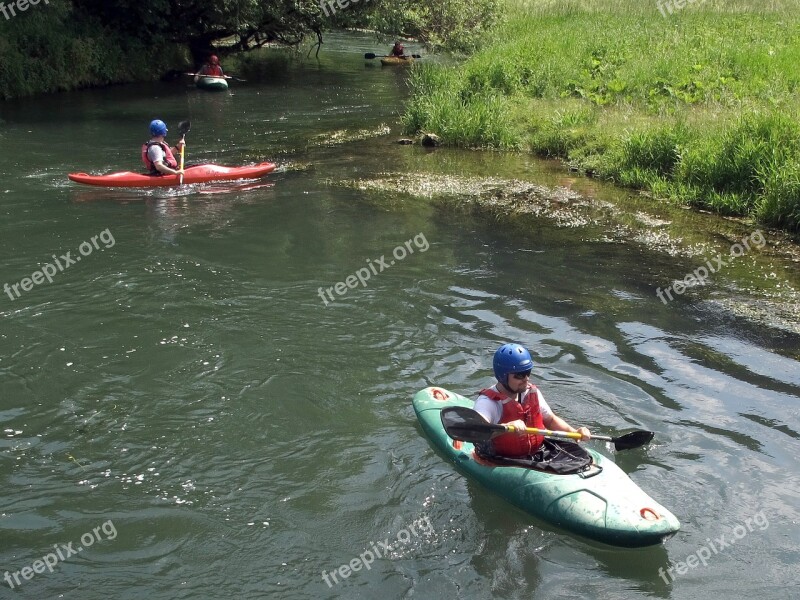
[195,76,229,91]
[68,162,276,188]
[412,386,680,548]
[380,56,415,66]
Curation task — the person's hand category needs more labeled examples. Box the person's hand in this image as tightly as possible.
[176,168,185,175]
[575,426,591,441]
[175,139,185,150]
[506,419,528,433]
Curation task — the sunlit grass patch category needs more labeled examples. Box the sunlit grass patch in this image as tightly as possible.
[402,0,800,232]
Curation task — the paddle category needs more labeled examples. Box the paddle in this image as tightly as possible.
[364,53,422,60]
[440,406,654,451]
[177,120,190,185]
[185,72,247,82]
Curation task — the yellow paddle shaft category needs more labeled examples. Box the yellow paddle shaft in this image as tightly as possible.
[179,140,186,185]
[505,424,583,440]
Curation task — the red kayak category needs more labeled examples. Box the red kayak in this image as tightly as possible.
[68,162,276,188]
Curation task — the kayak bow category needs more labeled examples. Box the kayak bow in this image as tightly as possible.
[380,56,415,66]
[196,76,229,91]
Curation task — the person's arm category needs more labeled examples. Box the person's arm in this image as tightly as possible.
[153,160,182,175]
[536,390,590,439]
[170,139,185,156]
[149,144,184,176]
[148,146,170,175]
[542,411,591,440]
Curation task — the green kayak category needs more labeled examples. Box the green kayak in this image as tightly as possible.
[196,76,229,91]
[412,386,680,548]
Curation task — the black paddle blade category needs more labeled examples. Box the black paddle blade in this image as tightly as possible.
[364,53,377,59]
[612,430,654,451]
[177,120,191,136]
[440,406,505,443]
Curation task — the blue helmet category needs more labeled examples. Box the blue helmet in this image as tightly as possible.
[149,119,168,136]
[493,343,533,386]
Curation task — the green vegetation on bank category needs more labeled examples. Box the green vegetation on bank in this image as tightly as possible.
[0,3,185,99]
[402,0,800,233]
[0,0,500,100]
[343,0,500,53]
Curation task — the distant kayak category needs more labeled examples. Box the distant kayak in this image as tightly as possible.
[196,76,229,91]
[68,162,276,188]
[413,386,680,548]
[380,56,415,66]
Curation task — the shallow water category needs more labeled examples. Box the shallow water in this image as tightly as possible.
[1,31,798,600]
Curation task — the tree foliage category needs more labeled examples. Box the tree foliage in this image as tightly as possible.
[0,1,185,99]
[70,0,501,59]
[71,0,328,59]
[0,0,501,99]
[370,0,501,53]
[322,0,501,53]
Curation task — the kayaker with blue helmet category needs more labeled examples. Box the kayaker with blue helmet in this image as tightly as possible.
[474,343,591,458]
[142,120,185,176]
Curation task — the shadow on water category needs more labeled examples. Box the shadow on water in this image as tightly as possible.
[461,476,673,598]
[590,544,672,597]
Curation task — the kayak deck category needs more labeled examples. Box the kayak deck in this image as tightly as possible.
[196,76,229,91]
[413,386,680,548]
[68,162,276,188]
[380,56,415,65]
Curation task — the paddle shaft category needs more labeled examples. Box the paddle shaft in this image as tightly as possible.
[440,406,653,450]
[514,425,608,442]
[176,121,190,185]
[179,139,185,184]
[364,53,422,59]
[505,423,652,451]
[185,72,245,81]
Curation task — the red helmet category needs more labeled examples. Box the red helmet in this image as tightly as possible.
[209,55,219,65]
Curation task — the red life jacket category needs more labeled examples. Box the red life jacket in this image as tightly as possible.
[202,64,223,76]
[141,141,178,174]
[479,384,545,457]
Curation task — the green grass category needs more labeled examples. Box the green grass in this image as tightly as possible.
[402,0,800,233]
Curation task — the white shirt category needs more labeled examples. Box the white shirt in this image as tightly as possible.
[147,141,166,165]
[473,384,553,424]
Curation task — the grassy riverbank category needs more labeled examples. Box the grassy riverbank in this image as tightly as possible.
[402,0,800,234]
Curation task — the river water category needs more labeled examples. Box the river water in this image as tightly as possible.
[1,32,798,599]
